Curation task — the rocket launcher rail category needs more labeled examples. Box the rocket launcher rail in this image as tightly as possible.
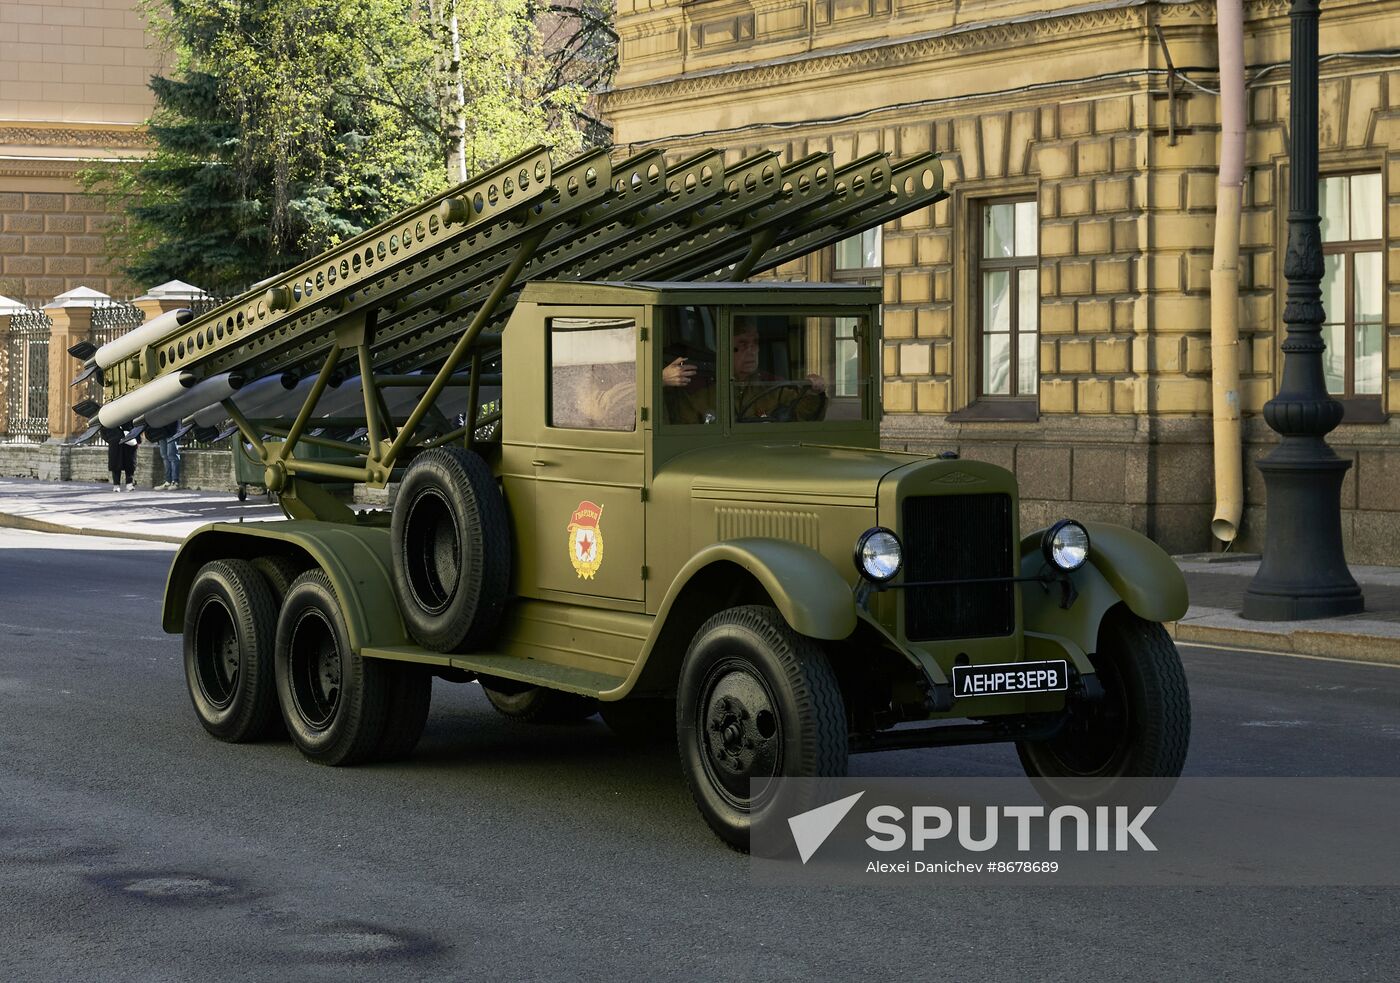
[80,143,945,499]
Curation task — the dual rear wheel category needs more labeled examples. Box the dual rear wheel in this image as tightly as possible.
[183,560,431,765]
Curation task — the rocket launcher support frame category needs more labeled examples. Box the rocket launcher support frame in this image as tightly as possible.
[85,143,946,508]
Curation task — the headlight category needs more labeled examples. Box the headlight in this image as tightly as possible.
[854,527,903,582]
[1042,519,1090,572]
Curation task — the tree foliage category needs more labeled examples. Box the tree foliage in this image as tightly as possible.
[87,0,609,294]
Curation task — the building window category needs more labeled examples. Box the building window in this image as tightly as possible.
[832,228,881,399]
[978,199,1038,399]
[835,227,881,273]
[1319,173,1383,406]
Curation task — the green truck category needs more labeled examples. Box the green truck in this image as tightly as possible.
[72,145,1189,849]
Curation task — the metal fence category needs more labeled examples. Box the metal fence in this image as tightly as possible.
[87,300,146,407]
[4,308,53,442]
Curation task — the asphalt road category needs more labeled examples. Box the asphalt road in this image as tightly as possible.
[1,528,1397,981]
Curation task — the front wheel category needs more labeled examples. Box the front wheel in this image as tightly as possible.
[677,606,848,852]
[1017,607,1190,804]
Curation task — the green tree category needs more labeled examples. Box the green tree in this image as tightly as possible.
[82,70,273,294]
[88,0,600,293]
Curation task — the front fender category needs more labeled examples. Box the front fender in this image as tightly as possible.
[163,521,407,650]
[663,538,858,640]
[1018,521,1187,656]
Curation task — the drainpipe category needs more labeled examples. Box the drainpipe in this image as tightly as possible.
[1210,0,1246,544]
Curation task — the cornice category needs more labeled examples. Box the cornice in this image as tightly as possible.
[0,157,90,179]
[605,0,1306,110]
[0,125,151,151]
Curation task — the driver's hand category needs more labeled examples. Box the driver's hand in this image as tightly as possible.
[663,357,697,388]
[806,372,827,393]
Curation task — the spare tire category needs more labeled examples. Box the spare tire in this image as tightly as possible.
[391,446,511,652]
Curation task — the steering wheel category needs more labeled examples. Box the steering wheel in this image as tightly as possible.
[734,382,828,422]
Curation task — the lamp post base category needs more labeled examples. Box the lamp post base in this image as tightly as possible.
[1242,453,1364,621]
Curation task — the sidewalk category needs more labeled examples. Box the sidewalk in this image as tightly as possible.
[0,476,283,544]
[1170,555,1400,665]
[1,476,1397,665]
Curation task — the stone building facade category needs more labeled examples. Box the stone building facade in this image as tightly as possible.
[604,0,1400,562]
[0,1,161,305]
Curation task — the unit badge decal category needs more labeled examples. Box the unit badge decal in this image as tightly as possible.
[567,500,605,579]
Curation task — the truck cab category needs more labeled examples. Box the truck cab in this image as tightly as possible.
[499,280,883,611]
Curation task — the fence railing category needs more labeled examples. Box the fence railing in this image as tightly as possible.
[4,308,53,443]
[87,299,146,407]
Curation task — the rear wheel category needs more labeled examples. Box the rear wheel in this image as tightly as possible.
[183,558,280,742]
[677,606,848,851]
[1017,607,1190,804]
[479,676,598,724]
[376,664,433,762]
[252,554,304,606]
[275,569,388,766]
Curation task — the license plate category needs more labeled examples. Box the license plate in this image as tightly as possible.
[952,660,1069,698]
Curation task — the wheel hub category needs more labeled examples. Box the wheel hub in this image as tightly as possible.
[700,667,781,803]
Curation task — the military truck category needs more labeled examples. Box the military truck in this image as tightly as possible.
[72,146,1189,849]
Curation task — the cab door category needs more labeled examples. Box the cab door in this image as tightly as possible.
[531,309,647,603]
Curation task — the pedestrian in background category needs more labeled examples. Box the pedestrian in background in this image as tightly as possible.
[157,433,181,490]
[103,427,136,492]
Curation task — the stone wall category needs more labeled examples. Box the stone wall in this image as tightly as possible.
[0,189,122,303]
[0,442,236,493]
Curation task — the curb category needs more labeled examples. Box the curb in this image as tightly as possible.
[0,510,184,545]
[1168,618,1400,667]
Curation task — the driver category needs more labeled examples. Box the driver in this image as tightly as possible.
[730,324,827,422]
[661,324,827,423]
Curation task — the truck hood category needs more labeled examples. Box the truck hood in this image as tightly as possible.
[673,442,923,505]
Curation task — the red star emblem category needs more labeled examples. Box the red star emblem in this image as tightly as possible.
[578,533,593,556]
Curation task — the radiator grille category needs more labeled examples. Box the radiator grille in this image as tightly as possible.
[901,493,1015,641]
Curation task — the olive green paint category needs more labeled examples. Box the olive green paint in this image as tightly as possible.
[164,521,407,650]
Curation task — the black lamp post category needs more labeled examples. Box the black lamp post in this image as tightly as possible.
[1243,0,1364,620]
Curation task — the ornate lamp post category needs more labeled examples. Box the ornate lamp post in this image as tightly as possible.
[1243,0,1363,620]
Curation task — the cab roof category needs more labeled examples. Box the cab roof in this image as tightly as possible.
[519,280,882,307]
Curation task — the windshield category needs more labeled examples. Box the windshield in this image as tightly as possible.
[660,307,870,426]
[728,312,869,424]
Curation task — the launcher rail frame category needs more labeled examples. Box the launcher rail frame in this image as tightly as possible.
[87,145,946,504]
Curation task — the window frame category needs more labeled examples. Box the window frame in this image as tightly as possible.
[830,228,883,407]
[545,314,640,433]
[1318,170,1385,422]
[951,194,1039,421]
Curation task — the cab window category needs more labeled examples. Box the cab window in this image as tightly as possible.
[548,317,637,431]
[660,305,719,425]
[730,313,869,423]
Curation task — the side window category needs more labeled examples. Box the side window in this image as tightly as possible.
[661,305,719,425]
[548,317,637,432]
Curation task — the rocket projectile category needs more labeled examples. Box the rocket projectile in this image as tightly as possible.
[93,308,195,370]
[143,372,245,428]
[97,371,194,427]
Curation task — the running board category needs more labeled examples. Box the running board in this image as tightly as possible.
[362,645,627,699]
